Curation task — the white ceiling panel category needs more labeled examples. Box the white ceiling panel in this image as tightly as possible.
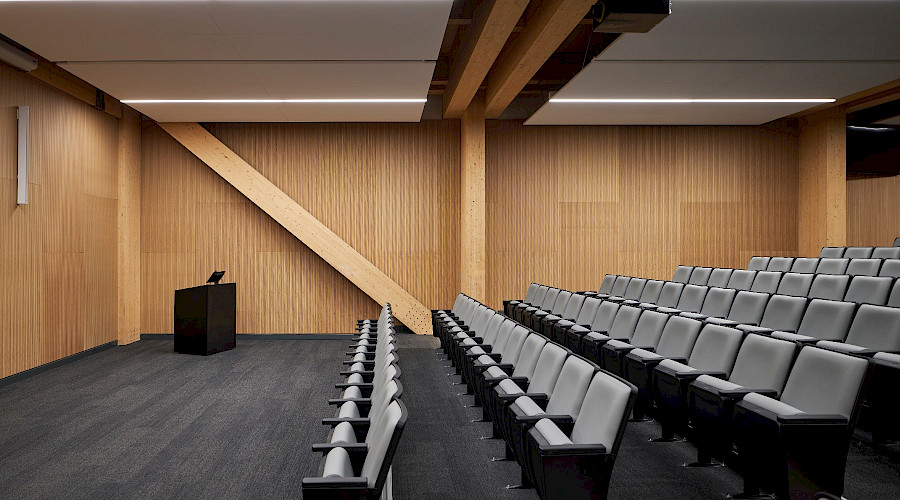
[0,1,453,61]
[124,101,427,123]
[525,102,820,126]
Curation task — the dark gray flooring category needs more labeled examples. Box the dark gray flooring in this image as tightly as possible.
[0,335,898,499]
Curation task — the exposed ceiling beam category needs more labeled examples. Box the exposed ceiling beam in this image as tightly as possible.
[443,0,529,118]
[484,0,596,118]
[27,58,122,119]
[787,78,900,118]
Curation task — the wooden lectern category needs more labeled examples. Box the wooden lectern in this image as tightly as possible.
[174,283,236,355]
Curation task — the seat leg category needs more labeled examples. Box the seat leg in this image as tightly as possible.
[505,467,534,490]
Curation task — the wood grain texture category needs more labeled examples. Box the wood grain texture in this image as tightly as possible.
[0,65,119,379]
[117,107,141,345]
[847,174,900,246]
[799,108,847,257]
[484,121,800,309]
[460,95,487,301]
[141,121,459,334]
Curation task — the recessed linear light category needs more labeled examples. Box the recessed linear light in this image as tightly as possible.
[121,98,428,104]
[549,98,836,104]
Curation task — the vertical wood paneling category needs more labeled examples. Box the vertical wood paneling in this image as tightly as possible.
[485,121,799,310]
[117,107,142,345]
[847,175,900,246]
[799,108,847,256]
[0,65,119,379]
[460,95,487,301]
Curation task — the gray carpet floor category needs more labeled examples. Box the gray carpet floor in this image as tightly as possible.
[0,334,897,499]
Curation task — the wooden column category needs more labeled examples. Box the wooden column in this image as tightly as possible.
[799,108,846,257]
[117,107,142,344]
[460,94,487,302]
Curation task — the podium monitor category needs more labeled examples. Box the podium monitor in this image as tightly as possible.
[207,270,225,284]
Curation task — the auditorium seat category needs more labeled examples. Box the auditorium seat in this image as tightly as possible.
[525,370,636,500]
[513,286,548,323]
[844,247,875,259]
[808,274,850,300]
[873,247,900,259]
[731,347,868,499]
[327,378,402,444]
[770,299,857,345]
[679,287,736,322]
[672,266,694,283]
[688,267,713,285]
[726,270,757,291]
[505,283,539,317]
[843,276,893,305]
[790,257,820,274]
[816,258,850,275]
[555,296,603,349]
[638,281,685,311]
[531,290,573,333]
[651,324,745,441]
[626,279,665,307]
[895,237,900,246]
[846,258,882,277]
[462,323,529,392]
[869,352,900,444]
[538,292,586,338]
[582,305,643,364]
[747,257,770,271]
[749,271,783,293]
[605,277,647,304]
[816,304,900,356]
[820,247,846,258]
[607,276,632,299]
[889,280,900,307]
[687,334,797,465]
[477,333,548,423]
[303,400,408,500]
[776,272,814,297]
[521,288,561,328]
[705,291,770,328]
[736,295,808,335]
[566,301,621,355]
[879,259,900,278]
[707,268,734,288]
[766,257,794,272]
[598,275,617,295]
[599,309,671,377]
[622,316,704,420]
[655,284,709,315]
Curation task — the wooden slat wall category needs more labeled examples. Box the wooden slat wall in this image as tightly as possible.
[140,121,460,334]
[485,121,800,309]
[847,175,900,246]
[0,65,119,379]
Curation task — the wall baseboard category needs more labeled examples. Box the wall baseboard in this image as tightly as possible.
[0,340,118,389]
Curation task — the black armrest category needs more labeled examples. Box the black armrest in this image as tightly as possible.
[718,388,777,400]
[499,392,548,404]
[311,442,367,454]
[335,382,373,390]
[301,476,368,496]
[538,443,607,456]
[329,397,371,406]
[467,351,501,361]
[776,414,848,426]
[321,417,370,427]
[340,370,373,377]
[473,361,513,373]
[515,414,574,426]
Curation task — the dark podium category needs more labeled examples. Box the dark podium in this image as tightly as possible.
[174,283,236,355]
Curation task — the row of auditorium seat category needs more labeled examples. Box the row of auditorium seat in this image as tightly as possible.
[302,304,408,500]
[744,256,900,276]
[433,295,636,500]
[504,283,896,498]
[610,268,900,307]
[819,245,900,259]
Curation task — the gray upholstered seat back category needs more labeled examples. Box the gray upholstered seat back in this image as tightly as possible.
[523,284,539,304]
[707,268,734,288]
[608,305,642,341]
[729,334,797,396]
[844,304,900,351]
[655,316,703,359]
[656,282,685,307]
[790,257,820,273]
[512,334,548,378]
[367,380,402,442]
[551,290,573,314]
[843,276,892,305]
[599,275,617,294]
[623,278,647,300]
[676,285,709,313]
[501,325,530,364]
[490,318,516,352]
[686,325,744,375]
[873,247,900,259]
[766,257,794,272]
[639,280,665,303]
[808,274,850,301]
[844,247,874,259]
[727,270,757,291]
[779,347,868,418]
[590,301,621,332]
[529,345,569,394]
[480,314,507,345]
[750,271,782,293]
[776,273,813,297]
[545,356,596,417]
[470,306,495,334]
[575,297,603,325]
[727,291,770,325]
[629,310,670,348]
[530,286,549,306]
[880,260,900,278]
[689,267,713,285]
[361,400,405,488]
[450,294,466,314]
[846,258,881,277]
[698,287,736,318]
[672,266,693,283]
[609,277,631,297]
[796,299,856,342]
[747,257,770,271]
[819,247,846,258]
[570,371,633,448]
[540,288,562,309]
[759,295,808,332]
[561,293,585,320]
[889,280,900,308]
[816,258,850,275]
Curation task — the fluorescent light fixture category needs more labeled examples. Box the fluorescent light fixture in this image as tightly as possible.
[121,98,427,104]
[550,98,836,104]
